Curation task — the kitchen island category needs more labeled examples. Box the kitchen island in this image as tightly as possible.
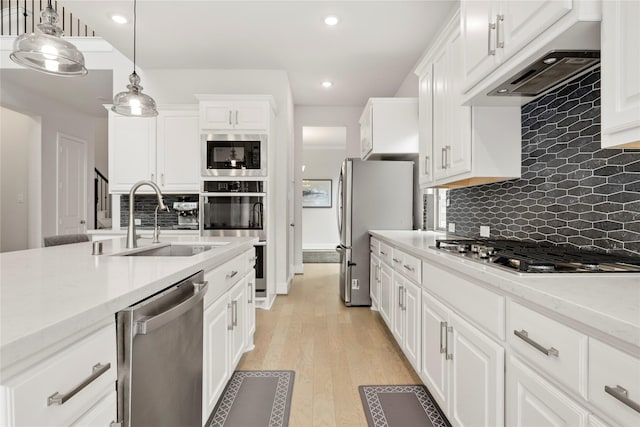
[0,235,257,427]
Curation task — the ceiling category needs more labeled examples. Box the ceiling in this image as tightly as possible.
[59,0,457,107]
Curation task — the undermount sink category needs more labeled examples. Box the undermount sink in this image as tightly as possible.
[119,243,228,257]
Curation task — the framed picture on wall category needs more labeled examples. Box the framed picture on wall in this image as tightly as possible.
[302,179,332,208]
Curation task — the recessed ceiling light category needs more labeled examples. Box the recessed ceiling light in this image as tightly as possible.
[322,81,333,88]
[111,15,128,24]
[324,15,339,26]
[543,57,557,65]
[497,88,508,93]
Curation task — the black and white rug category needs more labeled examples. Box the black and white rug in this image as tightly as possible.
[359,385,449,427]
[210,370,295,427]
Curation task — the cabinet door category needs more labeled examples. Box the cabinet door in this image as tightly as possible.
[461,0,499,91]
[432,44,449,181]
[156,110,200,192]
[108,112,156,192]
[200,101,234,130]
[418,66,434,186]
[421,291,450,412]
[70,390,116,427]
[445,23,472,178]
[601,0,640,148]
[506,356,589,427]
[392,274,404,345]
[379,263,393,327]
[203,295,230,424]
[501,0,572,61]
[449,312,504,427]
[370,255,381,309]
[246,270,256,342]
[229,278,247,369]
[234,101,269,130]
[402,279,421,373]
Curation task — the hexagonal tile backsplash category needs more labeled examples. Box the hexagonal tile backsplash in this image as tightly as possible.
[447,68,640,256]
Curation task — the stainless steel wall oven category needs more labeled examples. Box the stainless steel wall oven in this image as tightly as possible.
[201,133,267,177]
[200,180,266,239]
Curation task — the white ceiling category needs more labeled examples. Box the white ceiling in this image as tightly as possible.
[59,0,457,106]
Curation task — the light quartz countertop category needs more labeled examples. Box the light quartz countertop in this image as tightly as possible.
[87,228,200,236]
[370,230,640,350]
[0,236,257,371]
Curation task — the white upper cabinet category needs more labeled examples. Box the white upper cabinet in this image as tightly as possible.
[415,10,521,189]
[601,0,640,148]
[156,109,200,193]
[196,95,276,132]
[108,107,200,193]
[461,0,500,91]
[359,98,419,160]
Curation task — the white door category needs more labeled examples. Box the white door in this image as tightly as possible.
[379,263,393,327]
[246,270,256,340]
[57,133,87,234]
[507,356,589,427]
[234,102,268,130]
[392,275,404,345]
[203,295,230,424]
[461,0,499,91]
[432,44,449,181]
[421,291,450,412]
[229,279,246,368]
[156,110,200,192]
[418,66,434,186]
[402,279,421,373]
[449,312,504,427]
[200,102,234,130]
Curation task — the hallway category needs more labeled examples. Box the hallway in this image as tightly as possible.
[238,263,421,426]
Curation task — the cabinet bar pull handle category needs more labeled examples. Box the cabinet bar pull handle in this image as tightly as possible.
[228,303,233,330]
[424,155,429,175]
[496,14,504,48]
[47,362,111,406]
[440,321,447,354]
[150,173,155,182]
[446,145,451,168]
[380,250,387,256]
[375,265,380,281]
[226,270,238,280]
[446,326,453,360]
[232,300,238,326]
[248,281,253,304]
[514,329,559,357]
[161,173,165,186]
[441,147,447,169]
[402,287,407,311]
[605,385,640,413]
[488,21,496,55]
[392,258,401,263]
[403,264,415,272]
[228,110,233,125]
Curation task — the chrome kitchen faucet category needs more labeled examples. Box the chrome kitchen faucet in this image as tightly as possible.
[126,180,168,249]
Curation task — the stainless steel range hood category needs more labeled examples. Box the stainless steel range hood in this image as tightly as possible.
[488,50,600,97]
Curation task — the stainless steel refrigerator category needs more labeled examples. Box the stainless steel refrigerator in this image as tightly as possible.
[336,158,413,306]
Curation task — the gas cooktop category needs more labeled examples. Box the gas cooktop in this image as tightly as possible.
[434,239,640,273]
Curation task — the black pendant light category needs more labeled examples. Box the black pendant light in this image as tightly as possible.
[112,0,158,117]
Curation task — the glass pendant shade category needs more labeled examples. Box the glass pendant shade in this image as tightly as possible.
[9,5,87,77]
[112,72,158,117]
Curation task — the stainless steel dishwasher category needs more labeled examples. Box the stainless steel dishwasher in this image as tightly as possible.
[116,270,208,427]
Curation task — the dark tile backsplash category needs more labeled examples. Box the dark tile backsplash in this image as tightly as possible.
[446,68,640,256]
[121,194,198,229]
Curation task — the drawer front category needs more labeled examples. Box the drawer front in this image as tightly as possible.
[423,260,505,340]
[391,248,404,273]
[400,251,421,284]
[379,242,393,266]
[204,251,251,307]
[6,325,117,427]
[70,390,116,426]
[370,237,380,257]
[588,339,640,427]
[509,301,588,398]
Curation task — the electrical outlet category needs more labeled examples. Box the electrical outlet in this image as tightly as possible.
[135,218,142,226]
[480,226,490,237]
[448,223,455,233]
[351,279,360,290]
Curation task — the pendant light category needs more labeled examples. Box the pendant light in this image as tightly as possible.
[112,0,158,117]
[10,0,87,77]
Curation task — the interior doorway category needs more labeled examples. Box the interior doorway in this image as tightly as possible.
[57,133,88,235]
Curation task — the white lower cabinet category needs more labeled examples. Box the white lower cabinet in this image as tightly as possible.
[392,273,405,344]
[369,254,381,310]
[70,390,117,427]
[202,250,256,426]
[507,355,589,427]
[379,262,393,327]
[420,290,504,427]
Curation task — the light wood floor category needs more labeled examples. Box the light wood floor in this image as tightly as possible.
[238,263,421,427]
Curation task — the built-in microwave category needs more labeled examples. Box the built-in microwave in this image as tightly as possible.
[201,133,267,177]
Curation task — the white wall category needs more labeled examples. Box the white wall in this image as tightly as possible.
[0,107,38,252]
[301,146,345,250]
[94,117,109,177]
[1,80,97,243]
